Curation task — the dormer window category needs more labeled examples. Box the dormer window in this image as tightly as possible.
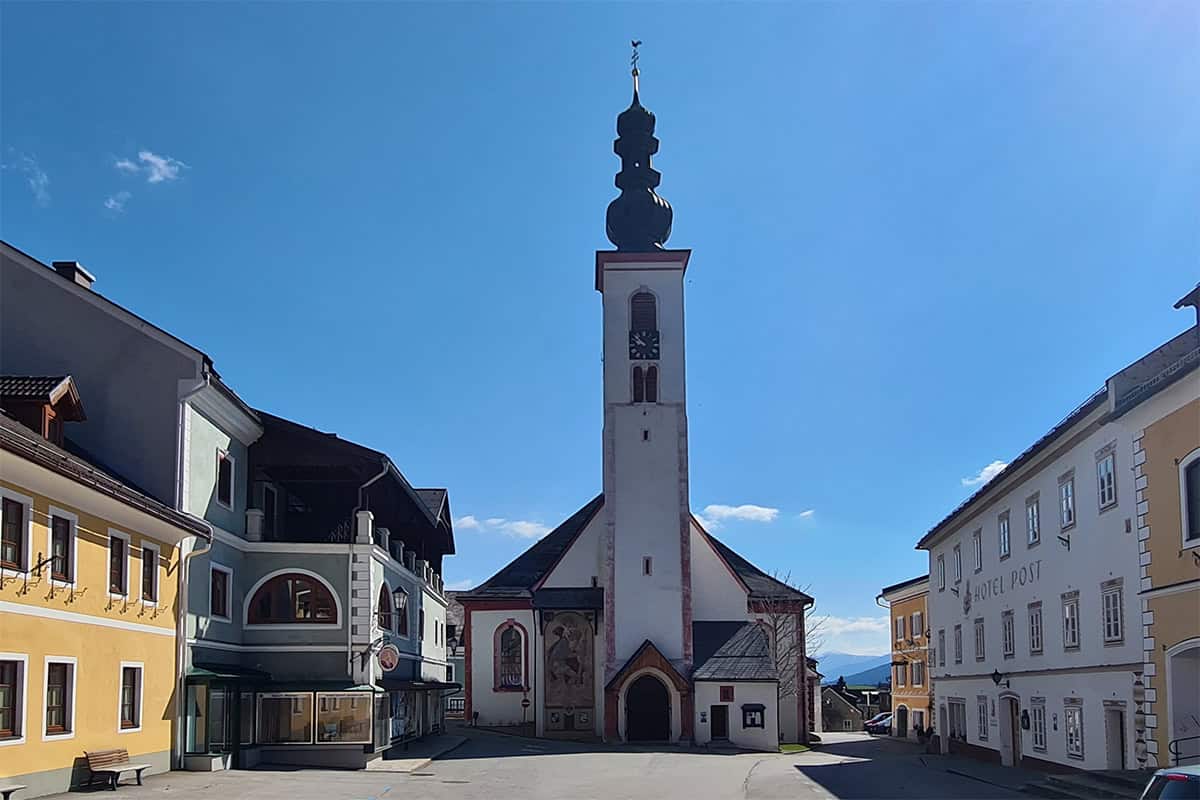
[0,375,86,446]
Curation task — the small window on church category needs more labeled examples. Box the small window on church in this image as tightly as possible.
[631,292,656,330]
[643,556,653,576]
[720,686,735,702]
[645,366,658,403]
[633,366,645,403]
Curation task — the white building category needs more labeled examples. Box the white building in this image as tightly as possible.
[457,71,813,751]
[918,306,1199,772]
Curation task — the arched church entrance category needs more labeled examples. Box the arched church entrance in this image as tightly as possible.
[626,674,670,742]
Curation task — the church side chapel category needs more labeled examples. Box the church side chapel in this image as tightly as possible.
[458,53,813,751]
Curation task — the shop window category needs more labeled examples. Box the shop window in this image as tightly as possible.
[741,704,765,729]
[248,572,337,624]
[257,693,313,744]
[316,693,372,743]
[240,692,254,745]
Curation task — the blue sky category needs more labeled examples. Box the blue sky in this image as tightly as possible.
[2,2,1196,655]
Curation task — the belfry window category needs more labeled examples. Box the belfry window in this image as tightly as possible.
[631,292,657,330]
[633,365,658,404]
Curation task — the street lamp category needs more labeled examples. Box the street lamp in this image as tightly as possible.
[990,669,1009,689]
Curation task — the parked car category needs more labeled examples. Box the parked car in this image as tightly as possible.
[864,714,892,734]
[1139,766,1200,800]
[864,714,893,735]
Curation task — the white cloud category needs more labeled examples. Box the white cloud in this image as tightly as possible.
[113,150,188,183]
[457,514,551,539]
[820,615,891,656]
[962,460,1008,487]
[3,153,50,206]
[798,509,815,519]
[444,578,474,591]
[104,190,132,213]
[696,503,780,529]
[138,150,186,183]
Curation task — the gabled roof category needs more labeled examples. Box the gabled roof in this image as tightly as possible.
[692,622,777,682]
[415,489,448,522]
[879,574,929,599]
[457,494,604,600]
[604,638,689,692]
[694,517,813,603]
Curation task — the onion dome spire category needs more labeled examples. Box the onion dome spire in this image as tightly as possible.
[605,42,673,251]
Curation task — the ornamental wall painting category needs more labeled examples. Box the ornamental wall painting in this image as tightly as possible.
[543,611,594,730]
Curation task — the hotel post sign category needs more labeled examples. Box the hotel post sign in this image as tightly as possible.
[963,559,1042,616]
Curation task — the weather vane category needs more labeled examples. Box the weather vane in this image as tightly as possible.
[631,39,642,74]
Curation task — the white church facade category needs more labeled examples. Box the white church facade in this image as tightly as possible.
[458,67,813,751]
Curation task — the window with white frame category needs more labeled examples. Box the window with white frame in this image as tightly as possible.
[912,660,924,686]
[938,629,946,667]
[1180,450,1200,545]
[1002,610,1015,658]
[974,618,985,661]
[1029,602,1043,655]
[1102,580,1123,644]
[977,696,988,741]
[948,699,967,741]
[913,611,923,638]
[257,693,313,744]
[1096,449,1117,510]
[315,692,372,743]
[48,509,77,584]
[0,654,27,744]
[141,542,159,603]
[1062,592,1080,650]
[972,530,982,572]
[937,555,946,590]
[896,663,906,687]
[998,511,1010,559]
[119,664,143,732]
[1031,699,1047,751]
[1026,495,1040,546]
[43,657,75,739]
[216,450,235,509]
[953,624,963,663]
[210,563,232,622]
[895,616,905,641]
[1059,472,1076,529]
[108,530,130,597]
[0,494,29,572]
[953,544,962,582]
[1064,704,1083,758]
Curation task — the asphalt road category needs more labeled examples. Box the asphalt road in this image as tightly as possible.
[53,730,1024,800]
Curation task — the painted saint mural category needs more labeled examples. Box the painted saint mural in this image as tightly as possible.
[543,611,594,731]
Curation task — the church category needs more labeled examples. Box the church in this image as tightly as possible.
[457,63,813,751]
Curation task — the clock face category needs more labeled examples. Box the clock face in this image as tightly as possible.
[628,329,660,360]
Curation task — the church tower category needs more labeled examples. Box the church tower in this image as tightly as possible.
[598,63,694,674]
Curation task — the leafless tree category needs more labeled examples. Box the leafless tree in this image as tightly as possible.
[757,572,826,702]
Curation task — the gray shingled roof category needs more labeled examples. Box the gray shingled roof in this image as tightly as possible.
[699,526,813,602]
[456,494,604,599]
[692,622,777,682]
[0,375,70,401]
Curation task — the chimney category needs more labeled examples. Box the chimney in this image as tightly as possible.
[52,261,96,289]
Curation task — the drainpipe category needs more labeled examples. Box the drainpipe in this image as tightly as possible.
[175,517,214,769]
[349,459,391,680]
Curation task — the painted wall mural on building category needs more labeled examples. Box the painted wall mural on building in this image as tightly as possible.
[543,611,594,731]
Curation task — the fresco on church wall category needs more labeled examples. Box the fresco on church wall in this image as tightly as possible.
[543,611,594,731]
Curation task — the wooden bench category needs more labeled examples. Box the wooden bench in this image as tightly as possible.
[85,749,151,790]
[0,784,27,800]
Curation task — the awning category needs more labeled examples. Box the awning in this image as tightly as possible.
[188,663,272,680]
[377,679,461,692]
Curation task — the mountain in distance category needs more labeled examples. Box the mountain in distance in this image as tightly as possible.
[813,651,890,683]
[840,661,892,687]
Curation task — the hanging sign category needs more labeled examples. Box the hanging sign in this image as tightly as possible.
[377,643,401,672]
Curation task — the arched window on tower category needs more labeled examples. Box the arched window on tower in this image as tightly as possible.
[631,291,657,330]
[632,365,659,404]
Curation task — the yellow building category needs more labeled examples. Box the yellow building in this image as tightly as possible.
[0,378,209,797]
[878,575,932,739]
[1122,303,1200,768]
